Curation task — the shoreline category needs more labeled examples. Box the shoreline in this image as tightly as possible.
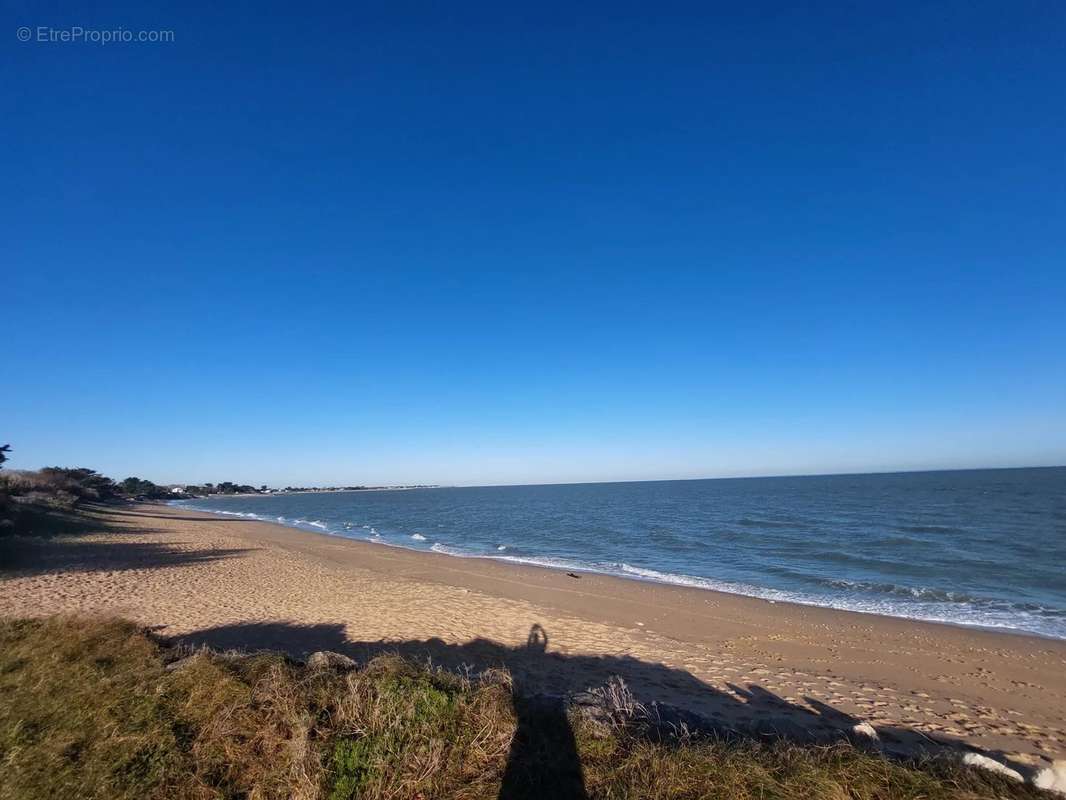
[2,501,1064,766]
[176,503,1061,647]
[173,499,1062,643]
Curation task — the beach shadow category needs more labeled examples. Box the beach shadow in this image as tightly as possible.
[0,503,256,577]
[1,504,131,539]
[173,619,1000,794]
[174,620,352,654]
[0,537,254,577]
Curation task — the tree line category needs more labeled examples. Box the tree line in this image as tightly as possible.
[0,443,270,531]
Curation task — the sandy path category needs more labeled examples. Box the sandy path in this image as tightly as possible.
[1,503,1063,771]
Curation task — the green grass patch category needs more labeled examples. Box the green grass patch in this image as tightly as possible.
[329,737,381,800]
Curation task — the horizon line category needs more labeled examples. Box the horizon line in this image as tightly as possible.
[175,462,1066,494]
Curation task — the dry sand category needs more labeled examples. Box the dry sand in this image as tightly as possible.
[1,502,1064,770]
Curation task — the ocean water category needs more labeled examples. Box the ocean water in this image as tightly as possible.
[175,467,1066,639]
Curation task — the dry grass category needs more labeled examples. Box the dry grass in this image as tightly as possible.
[0,616,1051,799]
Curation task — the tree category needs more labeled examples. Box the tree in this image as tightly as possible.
[36,467,118,501]
[121,477,143,495]
[119,476,165,498]
[0,444,10,469]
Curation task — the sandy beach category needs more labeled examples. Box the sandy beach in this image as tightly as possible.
[1,502,1063,771]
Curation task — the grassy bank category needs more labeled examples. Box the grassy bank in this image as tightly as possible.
[0,617,1050,799]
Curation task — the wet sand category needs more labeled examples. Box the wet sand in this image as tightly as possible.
[1,502,1063,769]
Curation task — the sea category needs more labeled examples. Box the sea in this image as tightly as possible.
[174,467,1066,640]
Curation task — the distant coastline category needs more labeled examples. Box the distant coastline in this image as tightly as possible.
[196,485,441,498]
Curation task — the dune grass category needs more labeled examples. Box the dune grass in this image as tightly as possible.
[0,616,1048,799]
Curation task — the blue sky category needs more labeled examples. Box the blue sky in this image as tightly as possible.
[5,1,1065,486]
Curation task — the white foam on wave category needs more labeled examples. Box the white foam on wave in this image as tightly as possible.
[617,564,1066,638]
[617,562,784,596]
[491,552,597,573]
[411,533,427,541]
[213,509,265,520]
[480,555,1066,638]
[431,543,466,556]
[497,545,507,551]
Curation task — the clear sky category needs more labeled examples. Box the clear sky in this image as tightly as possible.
[5,1,1065,486]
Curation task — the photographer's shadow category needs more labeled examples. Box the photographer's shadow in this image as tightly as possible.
[497,625,586,799]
